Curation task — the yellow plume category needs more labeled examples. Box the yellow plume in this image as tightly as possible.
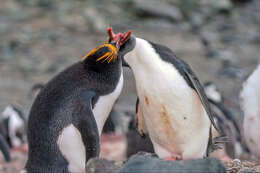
[82,43,118,64]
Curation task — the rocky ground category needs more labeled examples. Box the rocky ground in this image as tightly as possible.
[0,0,259,172]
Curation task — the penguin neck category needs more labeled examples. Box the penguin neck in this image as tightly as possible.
[125,38,165,76]
[93,72,124,136]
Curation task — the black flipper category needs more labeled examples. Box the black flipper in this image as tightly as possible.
[0,134,11,162]
[72,91,100,163]
[135,97,139,114]
[181,67,220,133]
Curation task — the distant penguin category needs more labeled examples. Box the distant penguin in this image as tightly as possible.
[204,82,222,103]
[0,104,26,162]
[103,104,134,135]
[1,105,26,148]
[24,28,135,173]
[28,83,45,99]
[124,37,219,160]
[240,64,260,160]
[204,82,244,159]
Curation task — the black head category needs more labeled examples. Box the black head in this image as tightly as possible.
[82,28,135,70]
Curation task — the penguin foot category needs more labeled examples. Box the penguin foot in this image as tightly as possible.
[164,154,182,161]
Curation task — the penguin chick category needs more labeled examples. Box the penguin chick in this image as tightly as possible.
[24,28,135,173]
[240,64,260,160]
[124,37,219,160]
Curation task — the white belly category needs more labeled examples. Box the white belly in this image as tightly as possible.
[135,62,210,159]
[57,124,86,173]
[93,73,123,135]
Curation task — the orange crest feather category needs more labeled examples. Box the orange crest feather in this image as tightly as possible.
[82,43,118,63]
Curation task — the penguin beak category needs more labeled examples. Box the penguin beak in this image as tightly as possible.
[106,27,135,66]
[107,27,132,51]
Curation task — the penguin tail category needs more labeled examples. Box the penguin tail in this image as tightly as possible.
[0,134,11,162]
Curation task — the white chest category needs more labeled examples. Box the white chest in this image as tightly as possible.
[93,73,123,135]
[134,60,210,154]
[135,60,196,119]
[57,124,86,173]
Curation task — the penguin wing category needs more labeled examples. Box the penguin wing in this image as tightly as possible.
[181,66,220,132]
[136,98,147,137]
[73,91,100,161]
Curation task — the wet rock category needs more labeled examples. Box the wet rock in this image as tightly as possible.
[119,152,227,173]
[19,0,53,8]
[37,0,53,8]
[133,0,183,22]
[178,0,199,19]
[212,0,233,12]
[86,158,121,173]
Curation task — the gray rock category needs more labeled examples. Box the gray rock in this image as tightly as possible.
[19,0,53,8]
[134,0,183,22]
[211,0,233,12]
[119,152,226,173]
[86,158,121,173]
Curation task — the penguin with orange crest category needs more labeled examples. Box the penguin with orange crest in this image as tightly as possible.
[23,27,135,173]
